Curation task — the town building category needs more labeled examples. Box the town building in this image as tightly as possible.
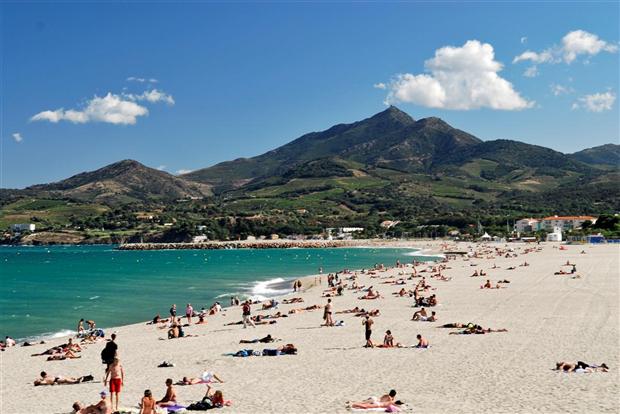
[541,216,597,231]
[10,223,35,232]
[514,218,541,233]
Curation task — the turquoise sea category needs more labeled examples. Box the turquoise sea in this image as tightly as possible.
[0,245,435,341]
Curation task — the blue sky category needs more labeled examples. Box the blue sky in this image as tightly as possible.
[1,2,618,188]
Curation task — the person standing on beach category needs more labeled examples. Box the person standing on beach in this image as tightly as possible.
[104,357,125,412]
[77,319,85,336]
[323,298,334,326]
[101,333,118,371]
[363,315,374,347]
[242,301,255,328]
[170,304,177,319]
[186,303,194,325]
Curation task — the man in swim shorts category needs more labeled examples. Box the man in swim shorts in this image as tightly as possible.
[104,357,124,412]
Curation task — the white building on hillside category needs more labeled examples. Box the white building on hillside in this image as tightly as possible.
[10,223,35,232]
[514,218,541,233]
[541,216,596,231]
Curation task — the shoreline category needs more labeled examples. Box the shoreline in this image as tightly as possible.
[12,246,438,343]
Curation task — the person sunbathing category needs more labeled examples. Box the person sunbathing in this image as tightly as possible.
[204,387,232,407]
[176,371,224,385]
[288,305,322,314]
[34,371,93,386]
[262,299,278,310]
[375,330,403,348]
[450,326,507,335]
[414,334,429,348]
[72,391,111,414]
[346,390,398,409]
[481,280,502,289]
[411,308,428,321]
[438,322,478,329]
[554,270,569,275]
[156,379,178,407]
[555,361,609,373]
[46,349,81,360]
[263,312,288,319]
[336,307,362,314]
[240,334,276,343]
[282,297,304,304]
[355,309,380,317]
[359,287,381,300]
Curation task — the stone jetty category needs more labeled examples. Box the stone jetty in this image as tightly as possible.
[117,239,361,250]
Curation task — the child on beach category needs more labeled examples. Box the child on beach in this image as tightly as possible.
[104,357,124,412]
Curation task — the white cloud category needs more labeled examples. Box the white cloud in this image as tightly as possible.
[127,76,158,83]
[176,169,193,175]
[513,50,555,64]
[550,83,573,96]
[520,36,528,44]
[31,93,149,125]
[373,82,386,90]
[513,30,617,75]
[12,132,23,143]
[562,30,618,63]
[523,66,539,78]
[124,89,175,105]
[384,40,533,110]
[572,91,616,112]
[156,165,167,171]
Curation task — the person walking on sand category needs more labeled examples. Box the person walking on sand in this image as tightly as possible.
[186,303,194,325]
[323,298,334,326]
[242,301,255,328]
[363,315,374,348]
[104,357,125,412]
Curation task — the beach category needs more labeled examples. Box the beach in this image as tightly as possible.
[1,241,618,413]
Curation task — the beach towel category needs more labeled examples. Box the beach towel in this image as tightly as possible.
[164,404,187,413]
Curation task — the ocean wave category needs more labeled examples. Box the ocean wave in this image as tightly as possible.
[250,277,292,297]
[20,329,75,343]
[89,295,100,300]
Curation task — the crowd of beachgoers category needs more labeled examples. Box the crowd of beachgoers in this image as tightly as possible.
[1,241,616,414]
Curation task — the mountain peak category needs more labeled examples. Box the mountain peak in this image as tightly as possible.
[369,106,415,125]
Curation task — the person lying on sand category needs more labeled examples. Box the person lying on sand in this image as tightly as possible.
[262,299,278,310]
[72,391,111,414]
[415,294,437,307]
[346,389,399,409]
[288,305,322,314]
[46,350,81,361]
[156,378,178,407]
[176,371,224,385]
[263,311,288,319]
[449,326,508,335]
[355,309,380,317]
[555,361,609,373]
[282,297,304,304]
[240,334,276,343]
[34,371,93,386]
[438,322,480,329]
[336,306,362,314]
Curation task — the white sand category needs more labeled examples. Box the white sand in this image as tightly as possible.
[1,242,618,413]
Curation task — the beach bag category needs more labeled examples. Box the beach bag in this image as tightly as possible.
[262,349,278,356]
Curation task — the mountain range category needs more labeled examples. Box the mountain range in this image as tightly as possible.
[1,106,618,235]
